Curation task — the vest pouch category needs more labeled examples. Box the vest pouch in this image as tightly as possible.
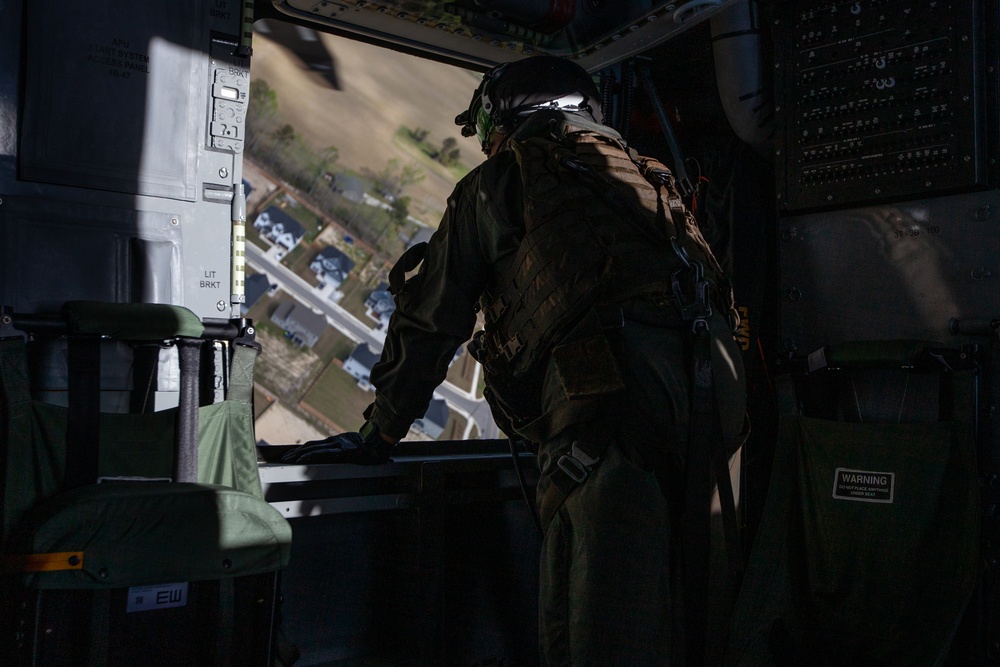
[551,332,624,400]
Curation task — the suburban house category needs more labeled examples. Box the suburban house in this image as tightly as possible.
[270,301,327,348]
[342,343,451,438]
[343,343,380,386]
[310,246,355,290]
[413,399,449,440]
[364,282,395,330]
[253,206,306,252]
[242,272,275,316]
[334,173,367,203]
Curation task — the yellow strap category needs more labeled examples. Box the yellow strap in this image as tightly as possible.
[6,551,84,572]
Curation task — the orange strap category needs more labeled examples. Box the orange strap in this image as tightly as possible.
[5,551,84,572]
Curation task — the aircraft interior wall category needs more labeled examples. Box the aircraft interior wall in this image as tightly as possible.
[2,0,1000,663]
[0,0,250,322]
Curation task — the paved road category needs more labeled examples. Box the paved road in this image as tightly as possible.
[246,241,499,440]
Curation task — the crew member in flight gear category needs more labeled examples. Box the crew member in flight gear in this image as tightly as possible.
[282,55,747,666]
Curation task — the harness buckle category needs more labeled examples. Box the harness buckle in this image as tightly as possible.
[556,441,600,485]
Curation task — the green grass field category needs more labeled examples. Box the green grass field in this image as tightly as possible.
[300,361,373,432]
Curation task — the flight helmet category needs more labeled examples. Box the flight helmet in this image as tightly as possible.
[455,56,603,154]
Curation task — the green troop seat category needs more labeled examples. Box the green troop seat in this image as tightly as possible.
[1,301,292,666]
[726,340,982,666]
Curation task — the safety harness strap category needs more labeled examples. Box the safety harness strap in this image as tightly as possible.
[682,321,744,665]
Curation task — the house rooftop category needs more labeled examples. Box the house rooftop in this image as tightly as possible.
[347,343,381,370]
[256,206,306,239]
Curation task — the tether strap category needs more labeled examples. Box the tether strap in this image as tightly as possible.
[682,324,743,665]
[66,336,101,487]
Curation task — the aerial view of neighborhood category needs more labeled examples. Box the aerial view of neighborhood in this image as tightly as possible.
[243,24,496,447]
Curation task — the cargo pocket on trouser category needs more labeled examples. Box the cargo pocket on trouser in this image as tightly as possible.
[538,442,672,667]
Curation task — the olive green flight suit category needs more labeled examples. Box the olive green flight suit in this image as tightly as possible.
[365,111,746,666]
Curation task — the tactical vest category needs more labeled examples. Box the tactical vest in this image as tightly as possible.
[468,127,734,434]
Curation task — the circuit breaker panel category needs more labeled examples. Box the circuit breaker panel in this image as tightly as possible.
[0,0,249,321]
[774,0,986,212]
[773,0,999,353]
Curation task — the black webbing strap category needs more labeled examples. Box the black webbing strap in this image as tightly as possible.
[0,336,31,545]
[66,336,102,488]
[174,338,202,484]
[682,324,743,665]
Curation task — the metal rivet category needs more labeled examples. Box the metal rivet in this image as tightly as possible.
[786,287,802,302]
[170,217,179,226]
[219,167,229,178]
[216,300,227,312]
[68,555,81,567]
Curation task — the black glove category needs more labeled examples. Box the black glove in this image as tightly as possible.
[280,424,393,465]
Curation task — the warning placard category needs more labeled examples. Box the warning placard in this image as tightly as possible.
[832,468,894,504]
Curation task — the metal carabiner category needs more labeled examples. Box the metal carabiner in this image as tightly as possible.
[670,237,693,270]
[672,262,713,325]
